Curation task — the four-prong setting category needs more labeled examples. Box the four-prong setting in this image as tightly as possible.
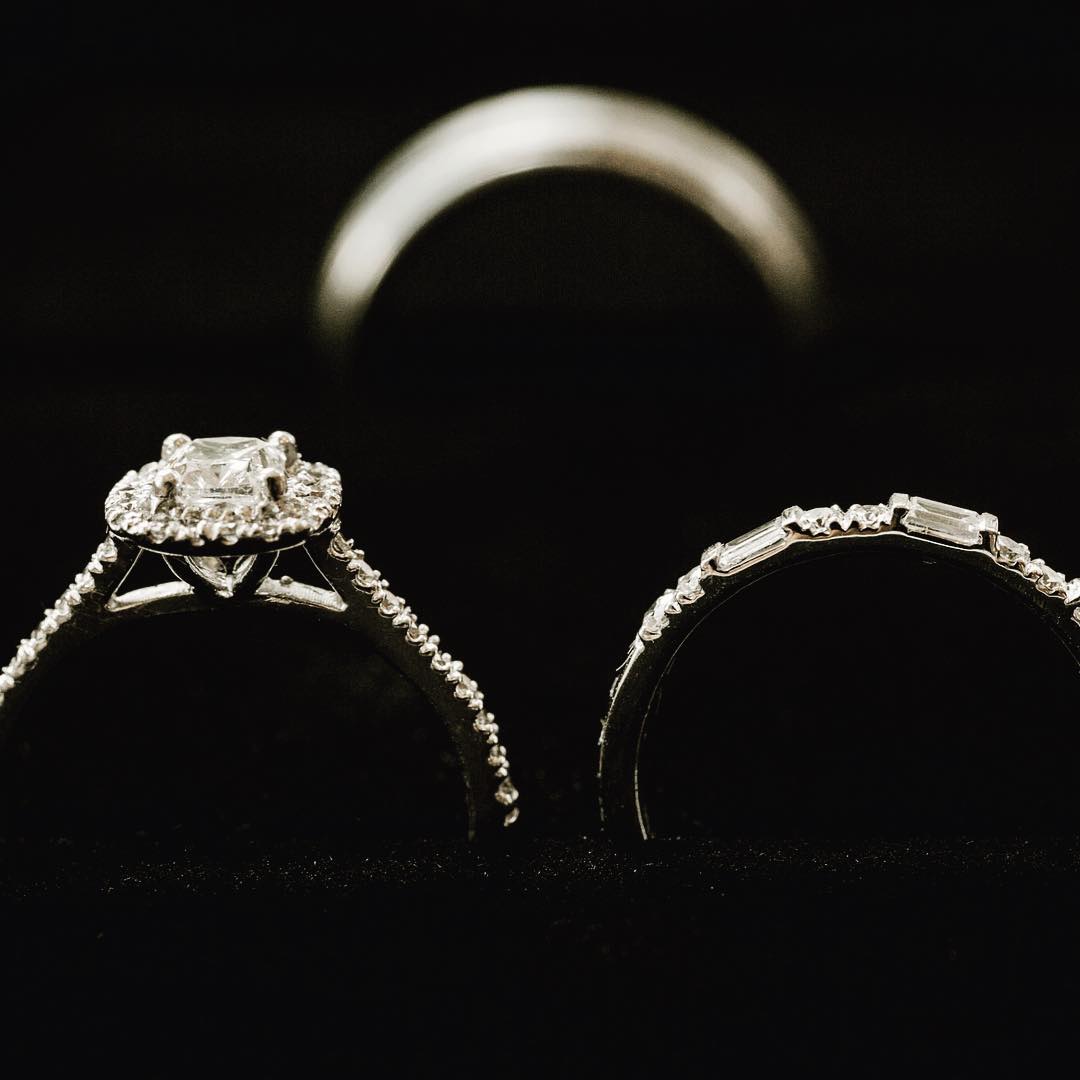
[106,433,342,554]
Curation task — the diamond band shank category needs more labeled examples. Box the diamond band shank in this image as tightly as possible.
[0,528,517,838]
[599,494,1080,840]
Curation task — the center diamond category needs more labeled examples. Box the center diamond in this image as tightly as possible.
[172,436,286,508]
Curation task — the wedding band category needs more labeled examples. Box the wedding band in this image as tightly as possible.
[315,85,823,353]
[600,494,1080,839]
[0,432,519,838]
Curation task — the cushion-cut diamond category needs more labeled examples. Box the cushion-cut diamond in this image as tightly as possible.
[901,496,985,547]
[172,436,286,508]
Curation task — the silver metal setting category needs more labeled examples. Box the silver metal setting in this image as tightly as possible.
[603,494,1080,839]
[1,433,519,839]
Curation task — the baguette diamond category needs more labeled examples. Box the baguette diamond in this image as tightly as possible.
[714,519,789,573]
[901,496,987,547]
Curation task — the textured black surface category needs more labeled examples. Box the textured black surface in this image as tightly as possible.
[3,6,1079,1070]
[4,839,1080,1070]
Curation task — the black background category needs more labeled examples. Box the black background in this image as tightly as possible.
[3,6,1079,1072]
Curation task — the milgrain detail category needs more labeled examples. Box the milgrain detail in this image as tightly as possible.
[0,537,120,711]
[633,496,1079,648]
[326,528,520,827]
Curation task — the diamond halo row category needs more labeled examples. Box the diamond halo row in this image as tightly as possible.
[105,432,342,551]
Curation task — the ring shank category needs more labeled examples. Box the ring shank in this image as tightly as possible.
[0,525,518,839]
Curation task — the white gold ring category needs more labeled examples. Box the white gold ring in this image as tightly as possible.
[0,432,520,838]
[601,494,1080,839]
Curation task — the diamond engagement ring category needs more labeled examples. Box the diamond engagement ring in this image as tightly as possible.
[600,494,1080,839]
[0,432,519,838]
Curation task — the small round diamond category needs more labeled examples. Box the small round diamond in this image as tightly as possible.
[850,503,891,531]
[676,566,705,603]
[994,535,1030,568]
[798,506,840,536]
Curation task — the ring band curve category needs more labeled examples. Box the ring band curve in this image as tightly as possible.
[0,432,519,839]
[600,494,1080,839]
[314,85,824,353]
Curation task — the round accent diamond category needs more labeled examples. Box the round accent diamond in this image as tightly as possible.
[676,566,705,603]
[850,503,891,531]
[798,507,838,536]
[994,535,1030,568]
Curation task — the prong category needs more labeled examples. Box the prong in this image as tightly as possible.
[154,467,180,498]
[262,467,287,501]
[268,431,299,472]
[161,433,192,460]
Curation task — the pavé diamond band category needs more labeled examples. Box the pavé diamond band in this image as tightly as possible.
[600,494,1080,839]
[0,433,519,838]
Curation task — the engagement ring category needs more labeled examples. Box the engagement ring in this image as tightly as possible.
[0,432,520,838]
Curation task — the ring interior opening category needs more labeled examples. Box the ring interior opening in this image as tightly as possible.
[639,554,1080,838]
[356,169,781,369]
[0,608,466,848]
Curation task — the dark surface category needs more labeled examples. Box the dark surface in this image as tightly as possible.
[5,839,1080,1071]
[2,6,1079,1071]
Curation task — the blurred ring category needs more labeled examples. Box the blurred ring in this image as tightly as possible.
[315,85,824,353]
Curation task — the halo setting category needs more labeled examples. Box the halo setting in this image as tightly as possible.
[105,433,342,550]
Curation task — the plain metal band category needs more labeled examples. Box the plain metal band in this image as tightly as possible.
[600,531,1080,841]
[0,528,513,840]
[314,85,824,353]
